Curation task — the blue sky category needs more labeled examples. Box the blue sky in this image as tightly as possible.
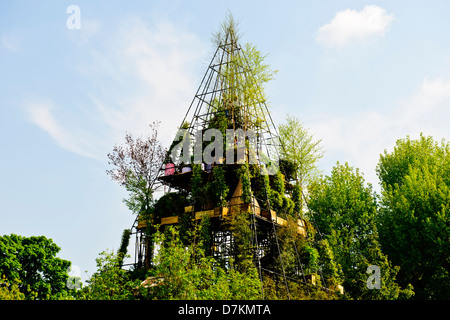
[2,1,450,282]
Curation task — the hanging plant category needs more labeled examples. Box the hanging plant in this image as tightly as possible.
[292,183,302,216]
[191,164,205,209]
[154,192,188,219]
[282,196,295,217]
[198,214,212,256]
[212,165,229,207]
[269,189,283,213]
[271,171,285,194]
[237,163,252,203]
[250,164,271,207]
[279,159,296,181]
[179,205,194,247]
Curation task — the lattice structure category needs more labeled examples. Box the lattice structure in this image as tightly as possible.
[126,24,318,298]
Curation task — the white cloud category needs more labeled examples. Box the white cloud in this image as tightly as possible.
[309,111,389,189]
[316,5,394,48]
[26,102,98,158]
[397,77,450,137]
[406,77,450,111]
[308,77,450,190]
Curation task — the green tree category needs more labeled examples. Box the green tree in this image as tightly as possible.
[237,163,252,203]
[262,215,341,300]
[278,115,323,215]
[0,234,71,300]
[142,227,261,300]
[227,210,255,274]
[316,238,343,290]
[308,162,410,299]
[78,250,139,300]
[278,115,323,187]
[211,13,277,131]
[377,134,450,299]
[0,276,25,300]
[191,163,206,209]
[268,170,286,214]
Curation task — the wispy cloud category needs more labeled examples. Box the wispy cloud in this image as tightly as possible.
[398,77,450,137]
[26,16,207,158]
[1,33,21,52]
[91,17,207,147]
[26,102,98,158]
[308,76,450,189]
[316,5,394,48]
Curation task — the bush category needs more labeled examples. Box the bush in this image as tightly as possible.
[141,227,261,300]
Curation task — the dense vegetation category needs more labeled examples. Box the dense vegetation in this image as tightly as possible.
[1,17,448,301]
[2,134,448,300]
[0,234,73,300]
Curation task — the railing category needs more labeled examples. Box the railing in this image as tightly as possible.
[137,201,308,237]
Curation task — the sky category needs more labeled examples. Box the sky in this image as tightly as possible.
[2,0,450,283]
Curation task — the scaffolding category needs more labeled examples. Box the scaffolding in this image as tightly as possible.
[125,24,324,299]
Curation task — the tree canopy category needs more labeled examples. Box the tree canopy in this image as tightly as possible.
[308,162,413,299]
[278,115,323,188]
[0,234,72,300]
[377,134,450,299]
[3,15,448,301]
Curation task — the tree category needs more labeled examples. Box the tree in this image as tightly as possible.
[259,218,342,300]
[278,115,323,215]
[0,234,72,300]
[307,162,411,299]
[271,217,341,300]
[106,121,166,216]
[377,134,450,299]
[278,115,323,186]
[107,121,166,266]
[77,250,139,300]
[227,210,255,274]
[211,13,278,133]
[141,227,261,300]
[0,276,25,300]
[316,238,343,290]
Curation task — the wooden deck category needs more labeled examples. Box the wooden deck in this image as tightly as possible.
[137,178,309,236]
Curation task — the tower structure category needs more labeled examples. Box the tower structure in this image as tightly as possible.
[128,20,315,298]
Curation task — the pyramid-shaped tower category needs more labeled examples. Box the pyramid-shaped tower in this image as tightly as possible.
[129,19,313,297]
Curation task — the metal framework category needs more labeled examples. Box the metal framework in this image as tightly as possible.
[124,26,320,299]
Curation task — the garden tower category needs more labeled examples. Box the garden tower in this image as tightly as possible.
[128,18,316,298]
